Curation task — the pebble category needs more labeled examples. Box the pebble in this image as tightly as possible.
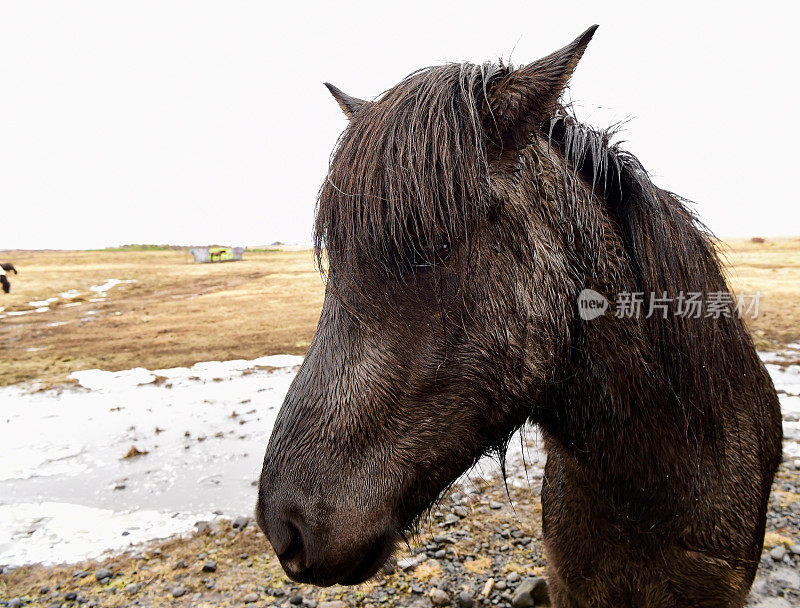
[232,516,250,530]
[457,591,474,608]
[202,560,217,573]
[770,546,787,561]
[489,501,503,510]
[243,592,259,604]
[482,579,494,597]
[318,602,348,608]
[173,559,188,570]
[94,568,112,582]
[494,580,507,591]
[7,599,22,608]
[506,572,521,583]
[430,588,450,606]
[172,585,187,598]
[511,577,549,608]
[290,594,304,605]
[125,583,139,594]
[398,554,428,571]
[770,567,800,589]
[64,591,77,601]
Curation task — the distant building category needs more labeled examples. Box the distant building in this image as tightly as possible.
[189,246,244,263]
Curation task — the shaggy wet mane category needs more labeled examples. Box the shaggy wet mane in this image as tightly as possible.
[313,60,678,283]
[315,62,503,277]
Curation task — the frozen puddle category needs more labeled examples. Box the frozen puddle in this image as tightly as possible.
[1,352,798,566]
[0,355,301,566]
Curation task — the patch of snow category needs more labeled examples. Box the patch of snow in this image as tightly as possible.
[63,302,82,308]
[0,354,301,565]
[58,290,81,299]
[0,502,214,566]
[89,279,137,295]
[768,364,800,396]
[28,298,59,307]
[5,310,33,317]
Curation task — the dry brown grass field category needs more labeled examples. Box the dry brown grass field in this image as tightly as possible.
[1,238,799,387]
[0,249,324,387]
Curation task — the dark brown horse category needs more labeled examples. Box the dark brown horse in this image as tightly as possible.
[257,26,782,607]
[0,263,16,294]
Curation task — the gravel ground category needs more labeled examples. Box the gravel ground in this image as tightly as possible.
[3,454,799,608]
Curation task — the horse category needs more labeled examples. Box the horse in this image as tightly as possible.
[0,263,15,294]
[256,26,782,607]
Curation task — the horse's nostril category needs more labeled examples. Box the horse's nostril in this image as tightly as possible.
[278,519,305,562]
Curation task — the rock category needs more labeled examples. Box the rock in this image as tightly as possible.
[173,559,188,569]
[489,501,503,510]
[769,545,787,560]
[494,580,507,591]
[749,599,793,608]
[318,602,348,608]
[412,584,425,594]
[94,568,112,581]
[430,589,450,606]
[791,543,800,555]
[434,549,447,559]
[511,577,549,608]
[7,599,22,608]
[172,586,187,598]
[506,572,521,583]
[433,535,456,545]
[243,593,259,604]
[398,555,428,571]
[457,591,474,608]
[770,566,800,589]
[124,583,139,594]
[290,595,304,605]
[64,591,78,600]
[202,560,217,573]
[232,516,250,530]
[443,514,460,526]
[453,506,469,518]
[482,579,495,597]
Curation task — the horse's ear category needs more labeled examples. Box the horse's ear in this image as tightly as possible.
[484,25,598,150]
[324,82,369,119]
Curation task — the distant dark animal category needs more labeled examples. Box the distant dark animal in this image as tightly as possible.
[257,26,782,607]
[0,263,15,294]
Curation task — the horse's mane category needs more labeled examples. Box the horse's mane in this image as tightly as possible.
[315,62,502,275]
[315,62,765,435]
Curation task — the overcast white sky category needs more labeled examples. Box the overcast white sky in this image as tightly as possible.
[1,1,797,250]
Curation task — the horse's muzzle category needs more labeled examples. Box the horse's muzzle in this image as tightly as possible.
[255,485,396,586]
